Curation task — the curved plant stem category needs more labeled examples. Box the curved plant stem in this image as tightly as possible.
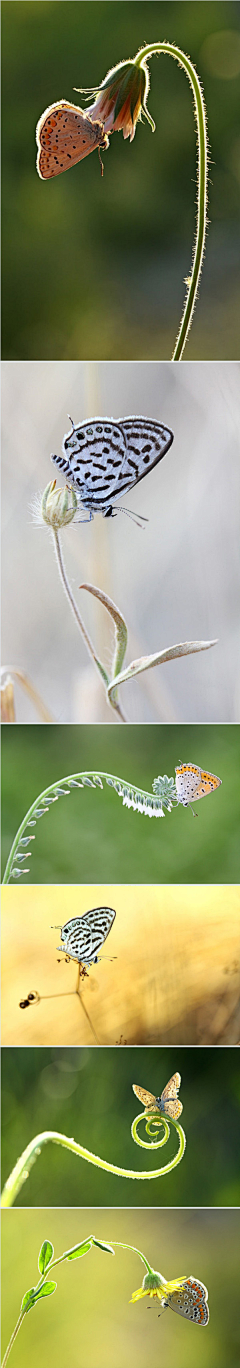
[136,42,208,358]
[53,532,126,721]
[1,1115,186,1207]
[2,768,174,885]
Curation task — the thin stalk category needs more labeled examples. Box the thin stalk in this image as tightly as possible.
[76,965,99,1044]
[1,1313,26,1368]
[1,1117,186,1207]
[110,1241,154,1274]
[53,530,108,684]
[136,43,208,359]
[53,531,126,721]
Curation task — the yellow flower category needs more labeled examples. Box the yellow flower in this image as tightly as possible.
[130,1269,188,1304]
[76,55,155,143]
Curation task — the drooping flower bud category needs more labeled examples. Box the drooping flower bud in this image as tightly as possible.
[76,54,155,143]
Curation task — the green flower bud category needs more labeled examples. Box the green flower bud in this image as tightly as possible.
[41,480,78,528]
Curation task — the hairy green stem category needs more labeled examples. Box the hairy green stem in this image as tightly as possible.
[136,42,208,359]
[1,1115,186,1207]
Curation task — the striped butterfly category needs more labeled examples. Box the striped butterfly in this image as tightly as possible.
[132,1071,182,1121]
[160,1277,209,1325]
[36,101,109,179]
[51,415,174,520]
[57,906,116,965]
[175,763,222,807]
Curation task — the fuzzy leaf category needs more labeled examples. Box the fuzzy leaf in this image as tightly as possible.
[108,638,217,698]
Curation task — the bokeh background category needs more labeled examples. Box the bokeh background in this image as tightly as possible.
[1,724,239,883]
[2,885,240,1047]
[2,0,240,361]
[1,1046,240,1206]
[2,1209,240,1368]
[2,361,240,723]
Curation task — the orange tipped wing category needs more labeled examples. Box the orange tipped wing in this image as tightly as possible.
[168,1277,209,1324]
[175,763,222,806]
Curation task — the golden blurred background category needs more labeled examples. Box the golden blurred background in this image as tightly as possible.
[2,1208,240,1368]
[2,885,239,1045]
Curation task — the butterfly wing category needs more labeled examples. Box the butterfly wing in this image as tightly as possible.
[36,102,108,179]
[122,418,173,489]
[168,1278,209,1325]
[193,769,222,799]
[58,906,116,964]
[132,1084,158,1111]
[175,764,202,806]
[175,763,222,806]
[51,415,173,512]
[52,419,128,509]
[160,1072,183,1120]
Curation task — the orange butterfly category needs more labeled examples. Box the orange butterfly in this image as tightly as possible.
[36,100,109,179]
[175,762,222,807]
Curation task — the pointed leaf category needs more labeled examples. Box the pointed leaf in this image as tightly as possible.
[107,638,218,698]
[66,1241,93,1260]
[80,583,128,699]
[92,1239,115,1254]
[38,1240,54,1274]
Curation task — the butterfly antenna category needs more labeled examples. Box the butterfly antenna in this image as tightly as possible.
[118,506,149,528]
[67,414,75,429]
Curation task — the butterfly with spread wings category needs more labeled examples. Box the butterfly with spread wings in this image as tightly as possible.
[132,1072,183,1121]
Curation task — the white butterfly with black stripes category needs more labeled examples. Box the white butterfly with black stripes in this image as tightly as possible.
[51,415,174,519]
[56,906,116,965]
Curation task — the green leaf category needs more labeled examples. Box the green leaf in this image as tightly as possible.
[92,1239,115,1254]
[21,1288,36,1313]
[38,1240,54,1274]
[66,1241,92,1260]
[33,1282,57,1300]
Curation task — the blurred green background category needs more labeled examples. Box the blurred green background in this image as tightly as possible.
[1,723,240,882]
[2,1208,240,1368]
[1,1046,240,1206]
[2,0,240,360]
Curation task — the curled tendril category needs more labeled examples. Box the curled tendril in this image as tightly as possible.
[131,1110,186,1169]
[1,1110,186,1207]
